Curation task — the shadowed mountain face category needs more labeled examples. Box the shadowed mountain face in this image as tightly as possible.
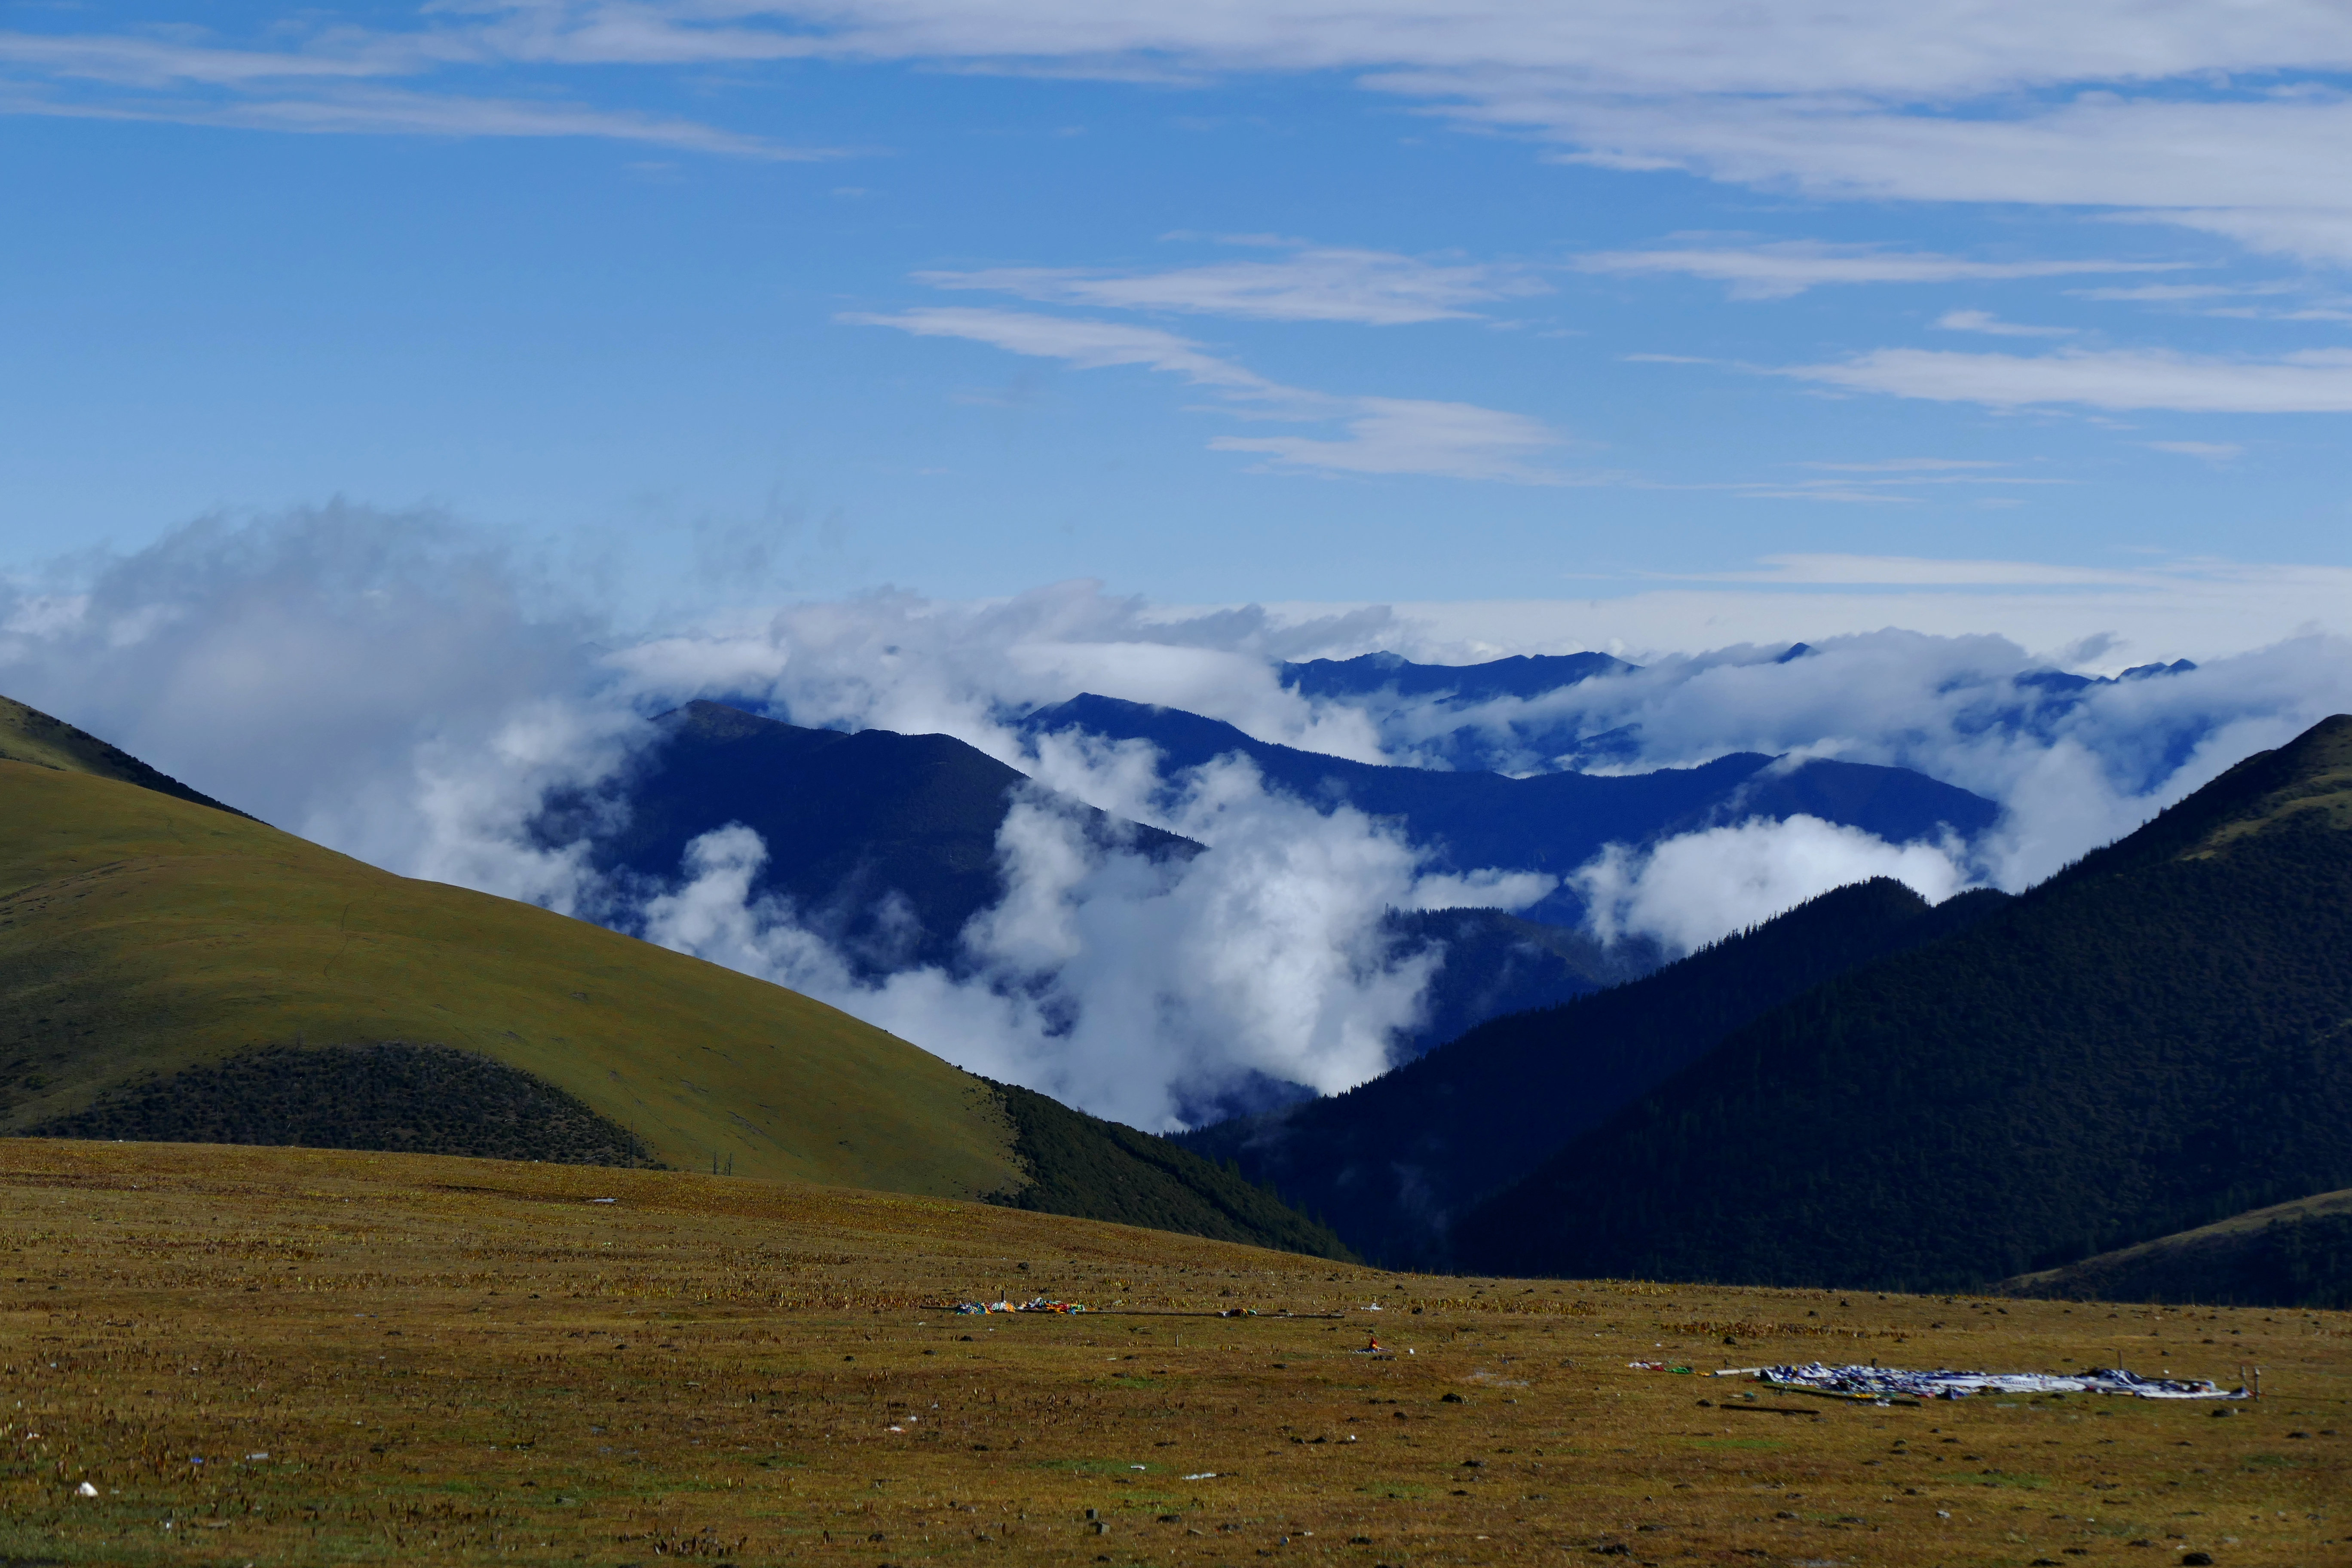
[548,701,1199,976]
[1021,694,1998,923]
[559,701,1658,1080]
[29,1042,664,1168]
[1453,714,2352,1293]
[1384,908,1661,1059]
[1179,878,2010,1269]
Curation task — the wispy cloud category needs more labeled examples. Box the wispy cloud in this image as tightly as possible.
[1934,309,2074,338]
[1701,554,2190,588]
[15,6,2352,266]
[1783,346,2352,413]
[1210,398,1573,484]
[1797,458,2009,473]
[2143,440,2244,462]
[0,19,824,156]
[917,245,1538,325]
[844,305,1576,483]
[1574,242,2186,300]
[1709,461,2067,505]
[841,306,1280,392]
[14,83,831,156]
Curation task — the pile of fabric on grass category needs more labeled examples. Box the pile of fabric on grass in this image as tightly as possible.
[952,1299,1015,1315]
[1017,1296,1087,1314]
[1721,1362,2249,1401]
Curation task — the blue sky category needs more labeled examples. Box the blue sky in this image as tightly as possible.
[6,2,2352,649]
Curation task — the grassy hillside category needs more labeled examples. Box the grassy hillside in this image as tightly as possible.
[1182,878,2008,1269]
[0,693,247,817]
[1455,714,2352,1292]
[0,756,1026,1197]
[0,750,1351,1255]
[2004,1186,2352,1310]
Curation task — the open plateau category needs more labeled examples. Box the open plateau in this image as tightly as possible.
[2,1140,2343,1567]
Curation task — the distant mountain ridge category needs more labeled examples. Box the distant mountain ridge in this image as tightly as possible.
[1271,648,2200,775]
[1021,693,1998,924]
[564,701,1662,1085]
[1453,712,2352,1292]
[545,699,1198,977]
[1280,650,1635,704]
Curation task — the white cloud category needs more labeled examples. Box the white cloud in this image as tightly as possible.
[846,306,1577,483]
[1574,814,1972,951]
[637,759,1553,1128]
[840,306,1280,392]
[2069,282,2291,303]
[918,246,1536,325]
[1248,557,2352,670]
[12,509,2352,1125]
[17,6,2352,261]
[435,3,2352,101]
[1796,458,2007,473]
[1450,86,2352,261]
[1783,346,2352,412]
[2144,440,2244,461]
[1700,462,2066,505]
[1576,243,2181,300]
[0,29,401,87]
[1210,397,1572,484]
[1934,309,2075,337]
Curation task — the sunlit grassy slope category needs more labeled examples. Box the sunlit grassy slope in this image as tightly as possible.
[2006,1185,2352,1309]
[0,758,1026,1199]
[0,695,245,816]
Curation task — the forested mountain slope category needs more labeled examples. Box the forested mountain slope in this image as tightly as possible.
[1454,714,2352,1292]
[1181,878,2009,1267]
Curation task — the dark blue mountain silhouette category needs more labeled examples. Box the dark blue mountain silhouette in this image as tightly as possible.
[1280,650,1635,704]
[540,703,1642,1075]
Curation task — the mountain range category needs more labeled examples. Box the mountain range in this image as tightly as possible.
[1020,692,1999,925]
[551,693,1995,1078]
[1272,647,2199,775]
[13,653,2338,1310]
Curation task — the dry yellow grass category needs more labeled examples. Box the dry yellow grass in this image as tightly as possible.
[2,1139,2344,1566]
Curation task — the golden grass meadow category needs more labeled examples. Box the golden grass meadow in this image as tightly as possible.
[0,1139,2343,1566]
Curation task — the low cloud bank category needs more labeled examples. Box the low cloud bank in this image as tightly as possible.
[6,505,2349,1123]
[637,765,1549,1128]
[1576,817,1972,953]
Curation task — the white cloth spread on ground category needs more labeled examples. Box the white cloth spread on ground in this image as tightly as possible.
[1732,1361,2248,1400]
